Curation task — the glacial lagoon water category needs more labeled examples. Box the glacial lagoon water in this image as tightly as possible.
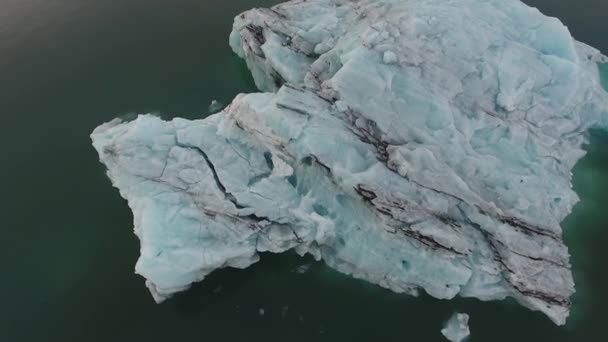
[1,0,606,341]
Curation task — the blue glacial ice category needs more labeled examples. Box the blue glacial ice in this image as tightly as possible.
[441,312,470,342]
[91,0,608,325]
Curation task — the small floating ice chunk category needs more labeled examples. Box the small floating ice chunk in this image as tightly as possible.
[441,313,470,342]
[294,263,312,274]
[208,99,224,114]
[259,308,265,316]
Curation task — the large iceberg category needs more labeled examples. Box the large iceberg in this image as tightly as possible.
[92,0,608,325]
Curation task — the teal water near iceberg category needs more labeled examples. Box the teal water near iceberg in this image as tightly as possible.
[600,64,608,91]
[1,0,607,341]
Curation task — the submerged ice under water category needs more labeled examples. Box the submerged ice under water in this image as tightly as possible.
[92,0,608,327]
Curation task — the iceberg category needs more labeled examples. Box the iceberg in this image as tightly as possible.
[441,313,470,342]
[91,0,608,325]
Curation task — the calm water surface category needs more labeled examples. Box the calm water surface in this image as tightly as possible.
[1,0,607,341]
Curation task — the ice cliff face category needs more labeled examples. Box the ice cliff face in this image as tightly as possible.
[91,0,608,325]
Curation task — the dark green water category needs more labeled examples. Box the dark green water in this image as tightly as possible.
[1,1,606,341]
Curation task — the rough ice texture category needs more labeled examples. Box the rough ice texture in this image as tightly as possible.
[92,0,608,325]
[441,313,470,342]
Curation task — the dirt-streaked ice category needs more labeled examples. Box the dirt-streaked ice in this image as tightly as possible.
[92,0,608,325]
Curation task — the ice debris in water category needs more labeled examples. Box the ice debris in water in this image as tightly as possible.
[208,100,224,114]
[441,313,470,342]
[92,0,608,326]
[293,263,312,274]
[212,285,222,294]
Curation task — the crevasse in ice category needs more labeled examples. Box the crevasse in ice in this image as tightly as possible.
[92,0,608,325]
